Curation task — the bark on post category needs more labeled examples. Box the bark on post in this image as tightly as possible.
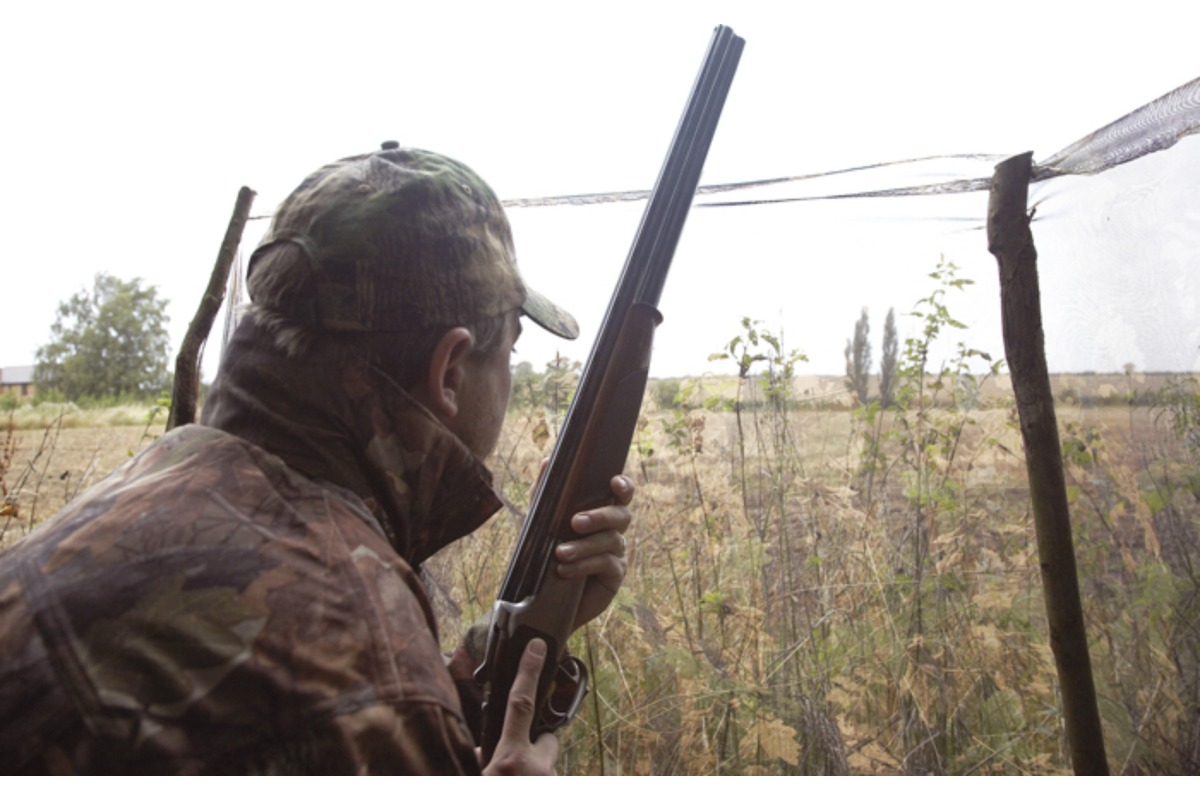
[987,152,1109,775]
[167,186,256,430]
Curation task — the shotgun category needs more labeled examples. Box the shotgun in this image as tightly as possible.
[476,25,744,763]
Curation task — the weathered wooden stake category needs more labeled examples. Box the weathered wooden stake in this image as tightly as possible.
[167,186,255,430]
[987,152,1109,775]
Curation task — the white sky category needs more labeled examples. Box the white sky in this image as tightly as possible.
[3,0,1198,381]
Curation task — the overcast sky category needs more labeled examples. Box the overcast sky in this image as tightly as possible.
[3,0,1198,381]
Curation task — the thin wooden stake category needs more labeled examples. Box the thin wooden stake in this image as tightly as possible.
[167,186,255,430]
[987,152,1109,775]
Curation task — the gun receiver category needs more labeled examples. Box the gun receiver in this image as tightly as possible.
[476,25,743,764]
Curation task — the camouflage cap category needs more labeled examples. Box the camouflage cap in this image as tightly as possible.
[247,142,578,339]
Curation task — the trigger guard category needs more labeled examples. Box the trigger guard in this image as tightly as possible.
[538,655,589,732]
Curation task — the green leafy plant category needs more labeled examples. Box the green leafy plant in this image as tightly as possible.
[35,273,172,402]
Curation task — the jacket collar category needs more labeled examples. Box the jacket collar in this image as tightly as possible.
[201,317,503,566]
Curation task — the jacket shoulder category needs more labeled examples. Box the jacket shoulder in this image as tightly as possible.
[0,425,476,773]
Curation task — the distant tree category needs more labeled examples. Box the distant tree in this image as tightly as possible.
[879,307,899,408]
[1123,361,1137,432]
[509,360,537,407]
[541,353,580,421]
[507,355,581,421]
[844,307,872,405]
[35,273,171,401]
[653,378,683,410]
[512,360,536,382]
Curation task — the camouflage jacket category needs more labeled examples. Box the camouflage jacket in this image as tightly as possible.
[0,319,504,773]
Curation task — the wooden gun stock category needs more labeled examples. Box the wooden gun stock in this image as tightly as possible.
[476,25,744,765]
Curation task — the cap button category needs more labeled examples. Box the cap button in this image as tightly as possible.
[380,140,399,150]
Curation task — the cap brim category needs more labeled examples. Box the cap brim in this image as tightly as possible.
[522,286,579,340]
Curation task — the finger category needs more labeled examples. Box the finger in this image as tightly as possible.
[570,505,632,537]
[557,549,628,584]
[556,530,627,582]
[568,476,634,536]
[610,474,635,506]
[498,638,547,746]
[557,529,626,563]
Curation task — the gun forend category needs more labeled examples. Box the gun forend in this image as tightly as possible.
[476,25,744,766]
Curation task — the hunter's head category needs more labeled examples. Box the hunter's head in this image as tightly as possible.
[242,142,578,456]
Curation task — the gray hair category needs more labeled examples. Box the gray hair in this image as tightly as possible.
[244,304,512,391]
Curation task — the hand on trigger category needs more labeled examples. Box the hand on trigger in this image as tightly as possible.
[480,638,560,775]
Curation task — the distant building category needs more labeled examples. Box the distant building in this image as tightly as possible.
[0,365,36,400]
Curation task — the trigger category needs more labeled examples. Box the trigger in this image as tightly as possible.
[539,655,589,731]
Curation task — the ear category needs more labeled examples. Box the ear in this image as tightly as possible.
[413,327,475,421]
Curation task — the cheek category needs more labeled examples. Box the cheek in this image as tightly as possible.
[499,365,512,413]
[487,373,510,434]
[488,352,512,415]
[482,355,511,444]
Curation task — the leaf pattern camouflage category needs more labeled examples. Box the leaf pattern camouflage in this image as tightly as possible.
[0,316,506,774]
[247,143,579,340]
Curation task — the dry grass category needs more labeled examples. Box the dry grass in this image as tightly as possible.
[2,375,1196,775]
[0,417,163,548]
[433,384,1198,775]
[5,402,160,430]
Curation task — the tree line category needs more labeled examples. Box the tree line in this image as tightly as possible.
[21,276,942,413]
[845,306,898,408]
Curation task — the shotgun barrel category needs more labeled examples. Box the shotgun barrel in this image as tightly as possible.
[477,24,744,764]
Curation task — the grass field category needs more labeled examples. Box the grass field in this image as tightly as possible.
[1,407,165,548]
[438,377,1198,775]
[2,373,1198,775]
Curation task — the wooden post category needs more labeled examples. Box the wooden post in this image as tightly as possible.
[167,186,255,430]
[987,152,1109,775]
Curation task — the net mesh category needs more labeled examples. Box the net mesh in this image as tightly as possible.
[516,76,1200,378]
[222,77,1200,379]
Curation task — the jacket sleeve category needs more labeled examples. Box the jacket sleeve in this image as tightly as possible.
[304,506,485,774]
[445,614,491,744]
[305,700,482,775]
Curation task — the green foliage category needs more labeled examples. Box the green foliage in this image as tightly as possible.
[1152,375,1200,453]
[897,260,994,401]
[654,378,684,411]
[1061,421,1103,468]
[1057,411,1200,774]
[890,261,1001,511]
[852,261,1002,510]
[24,258,1197,774]
[710,317,807,541]
[844,307,872,406]
[879,307,899,408]
[835,259,1040,773]
[710,316,769,378]
[658,379,706,459]
[133,391,173,455]
[31,387,65,407]
[35,273,171,402]
[508,355,581,419]
[1149,375,1200,506]
[710,317,807,406]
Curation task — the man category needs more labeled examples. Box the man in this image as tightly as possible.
[0,143,633,774]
